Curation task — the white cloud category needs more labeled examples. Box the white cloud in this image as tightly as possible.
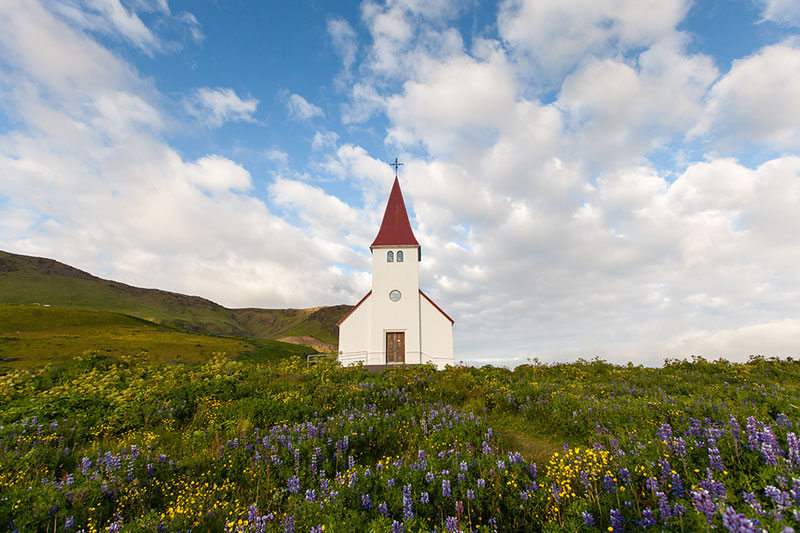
[49,0,202,55]
[760,0,800,27]
[186,87,259,128]
[386,50,518,155]
[328,18,358,75]
[265,149,289,166]
[312,130,339,151]
[287,93,325,121]
[342,82,386,124]
[498,0,690,80]
[692,42,800,150]
[558,38,717,166]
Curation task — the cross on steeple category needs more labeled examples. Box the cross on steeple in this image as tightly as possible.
[389,157,403,177]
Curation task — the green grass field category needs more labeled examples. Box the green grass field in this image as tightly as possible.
[1,354,799,532]
[0,304,313,368]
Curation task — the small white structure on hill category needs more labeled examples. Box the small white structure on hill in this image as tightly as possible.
[337,176,454,369]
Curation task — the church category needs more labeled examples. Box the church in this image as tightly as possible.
[337,175,454,370]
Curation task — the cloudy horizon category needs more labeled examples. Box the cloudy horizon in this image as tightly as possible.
[1,0,799,367]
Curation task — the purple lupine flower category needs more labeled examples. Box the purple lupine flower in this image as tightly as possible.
[671,471,684,498]
[80,457,92,475]
[287,475,300,494]
[418,449,427,462]
[508,451,523,464]
[391,521,404,533]
[581,511,595,526]
[673,436,687,457]
[672,503,686,519]
[742,491,765,515]
[699,470,727,501]
[644,477,659,492]
[603,473,616,493]
[579,470,592,491]
[305,489,316,502]
[760,441,779,467]
[657,423,673,443]
[791,478,800,505]
[402,484,414,520]
[442,479,451,498]
[496,459,506,470]
[691,488,716,524]
[477,478,485,488]
[609,509,625,530]
[387,478,395,488]
[283,514,294,533]
[689,418,703,438]
[466,489,475,501]
[656,491,672,521]
[426,472,435,483]
[420,491,430,504]
[519,491,530,501]
[378,502,389,517]
[786,433,799,468]
[764,484,792,519]
[776,413,792,428]
[460,461,468,472]
[361,493,372,510]
[722,506,758,533]
[709,446,725,471]
[639,507,656,528]
[445,516,459,532]
[64,516,75,531]
[618,468,631,485]
[746,417,760,451]
[729,415,742,440]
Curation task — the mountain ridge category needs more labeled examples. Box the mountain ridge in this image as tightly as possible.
[0,250,350,350]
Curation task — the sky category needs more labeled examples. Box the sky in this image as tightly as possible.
[1,0,800,367]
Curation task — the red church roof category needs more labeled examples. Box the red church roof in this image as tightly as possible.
[370,177,420,248]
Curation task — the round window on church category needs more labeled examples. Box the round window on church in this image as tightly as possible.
[389,290,402,302]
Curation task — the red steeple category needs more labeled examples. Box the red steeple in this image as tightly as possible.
[370,177,419,248]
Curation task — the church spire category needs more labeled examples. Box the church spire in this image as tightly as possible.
[370,177,420,249]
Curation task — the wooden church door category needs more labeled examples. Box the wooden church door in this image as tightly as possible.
[386,332,405,363]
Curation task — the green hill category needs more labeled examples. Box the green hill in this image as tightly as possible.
[0,250,350,348]
[0,304,312,368]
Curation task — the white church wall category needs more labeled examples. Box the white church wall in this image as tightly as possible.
[369,245,422,365]
[338,294,371,366]
[420,295,454,370]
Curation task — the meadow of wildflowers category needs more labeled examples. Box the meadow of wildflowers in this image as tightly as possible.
[1,353,799,532]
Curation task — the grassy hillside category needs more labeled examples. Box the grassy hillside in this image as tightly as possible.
[0,250,349,346]
[0,304,312,369]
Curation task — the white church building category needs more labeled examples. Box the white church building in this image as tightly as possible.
[337,176,454,370]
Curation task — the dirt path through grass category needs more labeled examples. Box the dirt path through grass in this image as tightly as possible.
[489,412,566,467]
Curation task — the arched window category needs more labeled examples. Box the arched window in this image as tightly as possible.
[397,250,404,262]
[387,251,394,262]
